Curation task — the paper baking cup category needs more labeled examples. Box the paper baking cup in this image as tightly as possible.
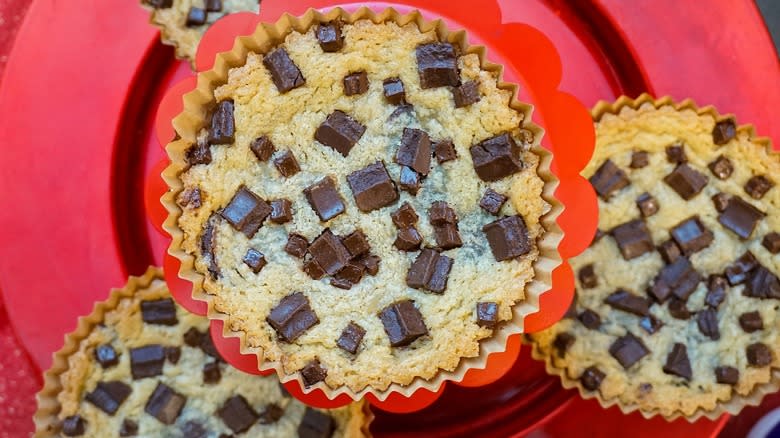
[33,266,373,437]
[529,93,780,422]
[162,7,563,402]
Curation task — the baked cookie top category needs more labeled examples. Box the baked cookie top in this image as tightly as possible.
[141,0,260,65]
[531,102,779,417]
[173,19,551,392]
[47,276,365,437]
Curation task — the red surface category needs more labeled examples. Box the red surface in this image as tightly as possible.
[0,0,778,437]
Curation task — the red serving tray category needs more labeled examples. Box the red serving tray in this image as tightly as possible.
[0,0,778,436]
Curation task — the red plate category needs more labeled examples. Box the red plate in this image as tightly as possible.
[0,0,777,436]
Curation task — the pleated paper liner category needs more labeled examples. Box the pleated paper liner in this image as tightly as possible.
[32,266,374,437]
[529,93,780,422]
[160,6,566,407]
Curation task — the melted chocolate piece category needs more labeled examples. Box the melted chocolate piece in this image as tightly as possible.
[273,150,301,177]
[203,361,222,384]
[379,300,428,347]
[407,248,442,290]
[470,133,523,181]
[165,346,181,364]
[434,139,457,163]
[298,408,335,438]
[359,254,381,276]
[200,332,222,360]
[266,293,319,342]
[86,381,132,415]
[715,366,739,385]
[393,167,418,198]
[578,309,601,330]
[95,344,119,368]
[763,232,780,254]
[217,395,259,433]
[658,240,682,265]
[315,110,365,156]
[187,139,212,166]
[476,302,499,328]
[630,151,649,169]
[309,229,351,275]
[609,332,649,369]
[745,265,780,299]
[712,119,736,145]
[739,311,763,333]
[712,192,731,212]
[250,136,275,162]
[263,48,305,93]
[697,308,720,340]
[665,144,687,163]
[394,227,423,251]
[580,367,605,391]
[391,202,418,228]
[285,234,309,258]
[334,262,363,285]
[670,216,714,255]
[303,258,326,280]
[304,177,345,221]
[342,230,370,258]
[636,192,659,217]
[269,199,293,224]
[119,419,138,437]
[62,415,86,436]
[205,0,222,12]
[396,128,432,176]
[553,332,576,357]
[745,175,774,199]
[718,196,765,239]
[725,251,759,285]
[383,77,406,104]
[243,248,266,273]
[416,42,459,88]
[316,21,343,52]
[578,264,598,288]
[428,201,457,225]
[479,188,508,216]
[663,343,692,380]
[611,219,654,260]
[668,299,692,320]
[301,360,328,387]
[590,159,630,199]
[183,327,203,347]
[705,275,728,308]
[330,277,353,290]
[209,100,235,145]
[434,223,462,250]
[130,345,165,379]
[181,421,208,438]
[604,289,651,316]
[343,71,369,96]
[259,404,284,424]
[747,343,773,367]
[337,322,366,355]
[427,254,454,293]
[201,214,220,278]
[178,187,202,209]
[186,7,207,27]
[141,298,178,326]
[221,187,272,237]
[347,161,398,212]
[639,315,663,334]
[708,155,733,179]
[144,383,186,425]
[483,215,531,261]
[452,80,480,108]
[664,164,708,200]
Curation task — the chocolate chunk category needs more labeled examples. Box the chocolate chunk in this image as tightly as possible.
[636,192,659,217]
[708,155,733,179]
[725,251,759,285]
[663,343,692,380]
[396,128,432,176]
[206,0,222,11]
[719,196,766,239]
[668,299,692,320]
[95,344,119,368]
[590,159,630,199]
[203,361,222,384]
[712,119,736,145]
[658,240,682,264]
[483,215,531,261]
[301,359,328,387]
[671,216,714,255]
[181,421,208,438]
[221,187,272,237]
[578,264,598,289]
[330,278,353,290]
[334,262,363,285]
[747,343,773,367]
[763,232,780,254]
[263,48,305,93]
[705,275,728,308]
[209,100,235,145]
[630,151,649,169]
[186,7,207,27]
[309,229,351,275]
[315,110,365,156]
[268,199,293,224]
[266,293,319,342]
[259,404,284,424]
[130,345,165,379]
[406,248,438,289]
[429,201,457,225]
[383,77,405,104]
[470,133,523,182]
[746,265,780,299]
[62,415,85,436]
[304,177,345,221]
[592,229,606,245]
[580,367,606,391]
[273,150,301,177]
[426,254,453,293]
[745,175,774,199]
[303,258,326,280]
[697,308,720,340]
[739,311,763,333]
[337,322,366,355]
[298,408,335,438]
[187,140,212,166]
[119,419,138,437]
[578,309,601,330]
[434,223,462,250]
[609,332,649,369]
[342,230,370,258]
[398,166,421,195]
[715,366,739,385]
[452,80,480,108]
[379,300,428,347]
[343,71,369,96]
[639,315,663,334]
[434,139,457,164]
[391,202,418,228]
[146,0,173,8]
[145,383,186,425]
[347,161,399,212]
[183,327,204,347]
[416,42,459,88]
[165,346,181,364]
[243,248,266,273]
[141,298,178,326]
[218,395,259,434]
[611,219,654,260]
[476,302,499,328]
[201,214,220,278]
[664,164,708,200]
[480,189,508,216]
[316,21,343,52]
[665,144,687,164]
[605,289,651,316]
[394,227,423,251]
[358,254,381,276]
[200,333,221,360]
[86,381,132,415]
[285,234,309,258]
[712,192,731,212]
[250,136,275,162]
[178,187,202,209]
